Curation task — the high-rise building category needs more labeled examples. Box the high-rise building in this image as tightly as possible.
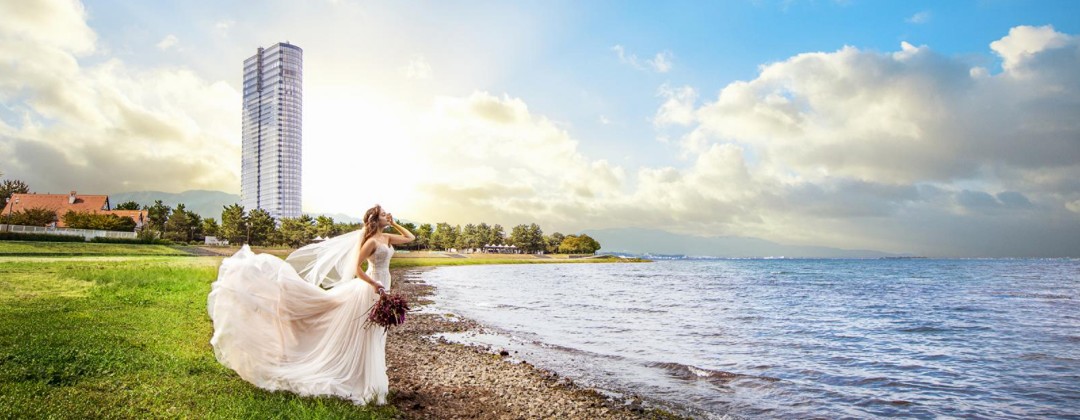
[241,42,303,220]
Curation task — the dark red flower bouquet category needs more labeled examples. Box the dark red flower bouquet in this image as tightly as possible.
[365,292,410,330]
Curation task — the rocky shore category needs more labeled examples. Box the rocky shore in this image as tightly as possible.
[385,267,682,420]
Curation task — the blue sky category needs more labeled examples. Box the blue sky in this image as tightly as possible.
[1,0,1079,256]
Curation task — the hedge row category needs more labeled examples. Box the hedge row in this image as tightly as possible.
[0,232,87,242]
[89,236,148,244]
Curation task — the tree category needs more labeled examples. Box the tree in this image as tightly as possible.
[544,232,565,254]
[490,224,505,245]
[114,201,142,211]
[315,215,336,238]
[336,222,362,234]
[62,211,136,232]
[146,200,171,233]
[510,223,544,253]
[509,224,530,252]
[476,223,492,246]
[164,203,193,242]
[247,208,276,246]
[458,223,481,250]
[278,215,315,248]
[528,223,544,253]
[432,222,456,250]
[188,212,203,241]
[558,234,602,254]
[220,204,247,244]
[396,221,418,250]
[0,179,30,210]
[8,208,57,226]
[415,223,434,250]
[201,218,220,238]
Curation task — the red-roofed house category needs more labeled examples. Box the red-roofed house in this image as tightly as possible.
[2,191,147,230]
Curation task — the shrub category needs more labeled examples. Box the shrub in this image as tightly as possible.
[89,236,150,245]
[62,210,137,232]
[5,207,58,226]
[0,231,85,242]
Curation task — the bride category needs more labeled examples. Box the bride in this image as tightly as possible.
[207,204,415,404]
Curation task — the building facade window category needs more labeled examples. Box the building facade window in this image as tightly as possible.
[240,42,303,220]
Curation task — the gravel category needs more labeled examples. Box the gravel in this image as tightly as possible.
[385,267,683,420]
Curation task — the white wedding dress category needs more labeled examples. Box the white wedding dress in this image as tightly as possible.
[207,229,392,404]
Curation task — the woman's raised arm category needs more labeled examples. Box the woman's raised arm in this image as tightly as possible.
[385,214,415,245]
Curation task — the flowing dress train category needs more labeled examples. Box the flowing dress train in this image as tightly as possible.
[207,239,393,404]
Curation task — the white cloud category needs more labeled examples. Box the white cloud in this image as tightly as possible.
[0,0,240,195]
[156,34,179,51]
[654,84,697,126]
[2,3,1077,256]
[400,55,433,80]
[686,31,1080,187]
[404,92,628,228]
[0,0,96,54]
[387,26,1080,255]
[990,25,1074,73]
[599,115,611,125]
[648,51,674,73]
[214,19,235,36]
[906,11,931,24]
[611,44,638,68]
[647,25,1080,254]
[612,44,674,73]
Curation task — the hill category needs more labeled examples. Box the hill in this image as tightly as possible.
[109,190,240,219]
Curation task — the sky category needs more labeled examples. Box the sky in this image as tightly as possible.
[1,0,1079,257]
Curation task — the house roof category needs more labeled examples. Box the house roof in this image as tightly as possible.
[3,192,116,228]
[2,192,110,215]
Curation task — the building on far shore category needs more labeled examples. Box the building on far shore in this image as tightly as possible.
[482,244,521,254]
[241,41,303,220]
[1,191,147,230]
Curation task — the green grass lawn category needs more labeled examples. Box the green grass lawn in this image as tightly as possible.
[0,241,189,257]
[0,242,644,418]
[0,256,395,419]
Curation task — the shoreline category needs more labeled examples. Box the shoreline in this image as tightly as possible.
[385,266,682,419]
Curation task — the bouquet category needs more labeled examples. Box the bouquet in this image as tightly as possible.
[365,291,411,330]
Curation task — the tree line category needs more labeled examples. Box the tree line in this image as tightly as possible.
[397,222,599,254]
[158,202,602,254]
[0,174,601,253]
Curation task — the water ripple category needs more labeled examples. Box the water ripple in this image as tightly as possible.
[424,259,1080,418]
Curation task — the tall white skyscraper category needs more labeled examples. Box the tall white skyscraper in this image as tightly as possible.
[241,42,303,220]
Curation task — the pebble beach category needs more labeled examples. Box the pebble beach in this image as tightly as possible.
[385,267,681,420]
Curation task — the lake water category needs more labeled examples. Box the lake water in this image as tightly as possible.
[422,259,1080,419]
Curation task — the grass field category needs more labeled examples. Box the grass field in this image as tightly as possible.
[0,241,644,418]
[0,241,190,257]
[0,253,395,419]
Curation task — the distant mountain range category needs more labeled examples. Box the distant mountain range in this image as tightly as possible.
[583,228,897,258]
[108,190,361,223]
[109,190,239,219]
